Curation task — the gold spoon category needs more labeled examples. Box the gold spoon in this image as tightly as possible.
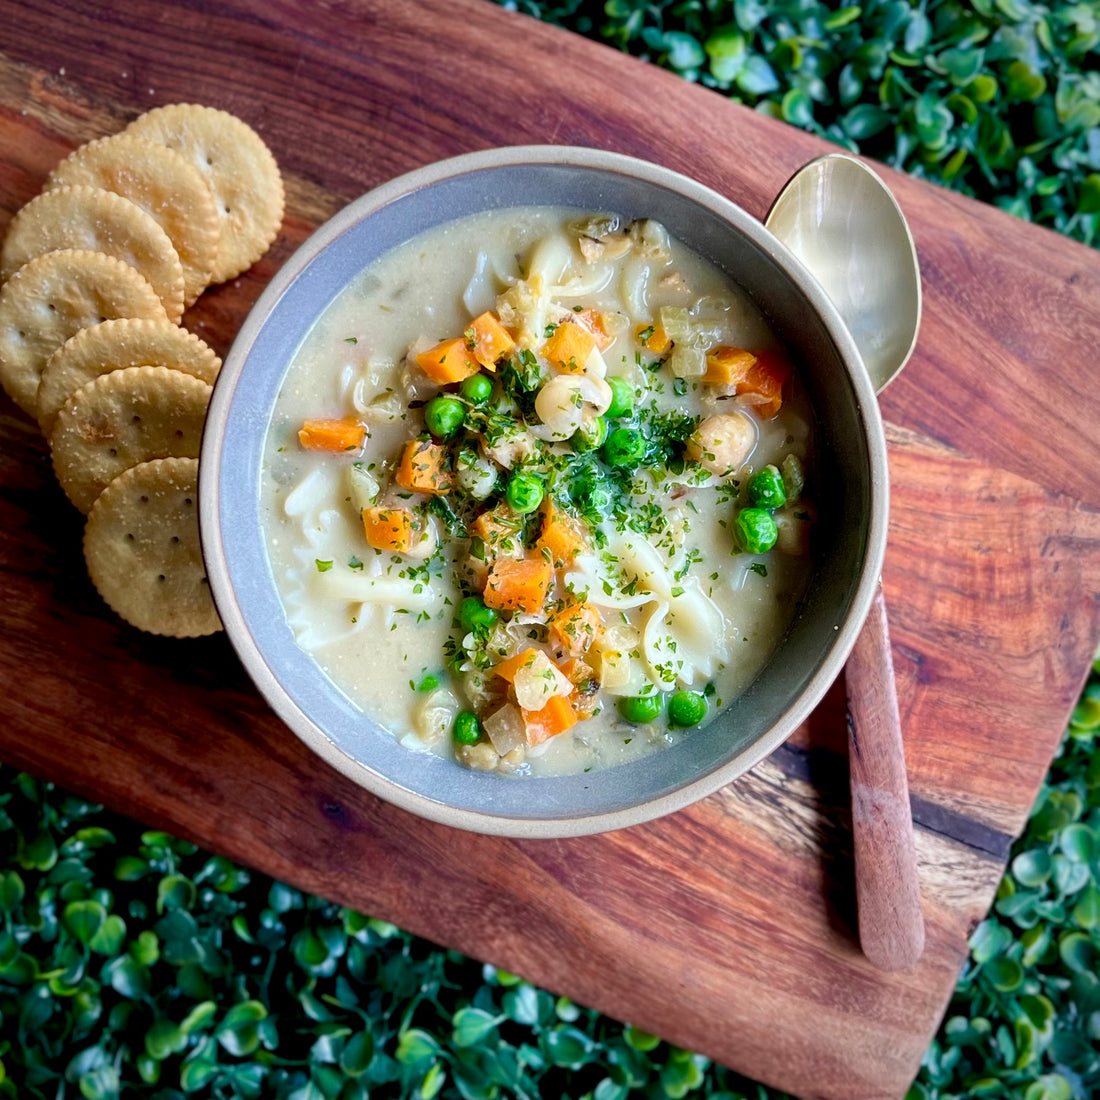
[766,153,925,971]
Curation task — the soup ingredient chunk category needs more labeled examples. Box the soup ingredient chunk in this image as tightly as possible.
[453,711,483,745]
[668,690,708,729]
[735,507,780,555]
[424,395,466,439]
[415,337,480,384]
[523,695,578,746]
[617,694,663,725]
[748,464,787,510]
[505,471,545,513]
[395,439,452,494]
[298,417,367,453]
[686,412,756,477]
[362,507,416,552]
[484,557,554,614]
[466,311,515,368]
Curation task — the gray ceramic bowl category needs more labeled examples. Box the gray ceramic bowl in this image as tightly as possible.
[200,146,888,838]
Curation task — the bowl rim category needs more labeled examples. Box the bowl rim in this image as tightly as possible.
[200,144,889,838]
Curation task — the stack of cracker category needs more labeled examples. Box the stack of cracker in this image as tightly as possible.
[0,103,284,638]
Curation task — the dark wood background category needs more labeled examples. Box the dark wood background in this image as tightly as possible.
[2,2,1100,1098]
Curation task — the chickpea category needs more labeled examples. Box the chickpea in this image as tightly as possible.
[686,412,756,477]
[455,741,501,772]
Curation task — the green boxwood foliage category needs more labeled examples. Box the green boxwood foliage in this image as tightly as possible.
[500,0,1100,247]
[910,654,1100,1100]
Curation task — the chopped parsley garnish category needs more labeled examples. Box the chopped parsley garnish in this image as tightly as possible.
[674,548,703,581]
[640,407,699,467]
[501,349,542,393]
[715,481,742,505]
[315,559,333,572]
[426,495,466,537]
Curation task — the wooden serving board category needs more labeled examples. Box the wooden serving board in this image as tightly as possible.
[3,3,1100,1097]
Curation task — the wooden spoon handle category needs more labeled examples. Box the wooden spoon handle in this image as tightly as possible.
[846,581,925,970]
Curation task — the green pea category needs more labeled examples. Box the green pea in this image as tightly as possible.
[605,376,634,419]
[603,426,646,469]
[416,672,441,692]
[668,690,707,728]
[577,480,613,515]
[453,711,482,745]
[748,464,787,510]
[617,694,663,724]
[424,395,465,439]
[735,507,779,554]
[590,485,613,511]
[573,415,608,452]
[459,596,498,632]
[460,373,493,406]
[506,472,544,514]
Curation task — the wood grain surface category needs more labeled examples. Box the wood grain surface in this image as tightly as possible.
[2,3,1100,1098]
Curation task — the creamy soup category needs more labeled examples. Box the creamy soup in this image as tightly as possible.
[262,207,815,777]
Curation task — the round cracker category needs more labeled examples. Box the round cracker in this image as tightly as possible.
[125,104,284,284]
[51,365,212,514]
[47,133,221,307]
[37,317,221,435]
[0,249,167,417]
[0,185,185,322]
[84,456,220,637]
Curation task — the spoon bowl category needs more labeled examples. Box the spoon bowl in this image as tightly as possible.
[766,153,921,394]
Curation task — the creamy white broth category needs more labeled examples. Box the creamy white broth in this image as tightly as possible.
[261,206,814,777]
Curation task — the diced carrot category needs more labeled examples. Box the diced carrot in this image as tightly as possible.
[738,349,791,419]
[573,308,615,350]
[702,345,791,418]
[394,438,451,495]
[635,322,671,354]
[541,321,597,373]
[362,507,414,552]
[465,311,515,370]
[702,345,757,386]
[559,657,594,685]
[483,556,553,614]
[471,506,524,561]
[559,657,600,718]
[414,337,479,385]
[492,647,541,683]
[521,694,578,746]
[536,499,585,567]
[298,417,367,453]
[547,602,602,659]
